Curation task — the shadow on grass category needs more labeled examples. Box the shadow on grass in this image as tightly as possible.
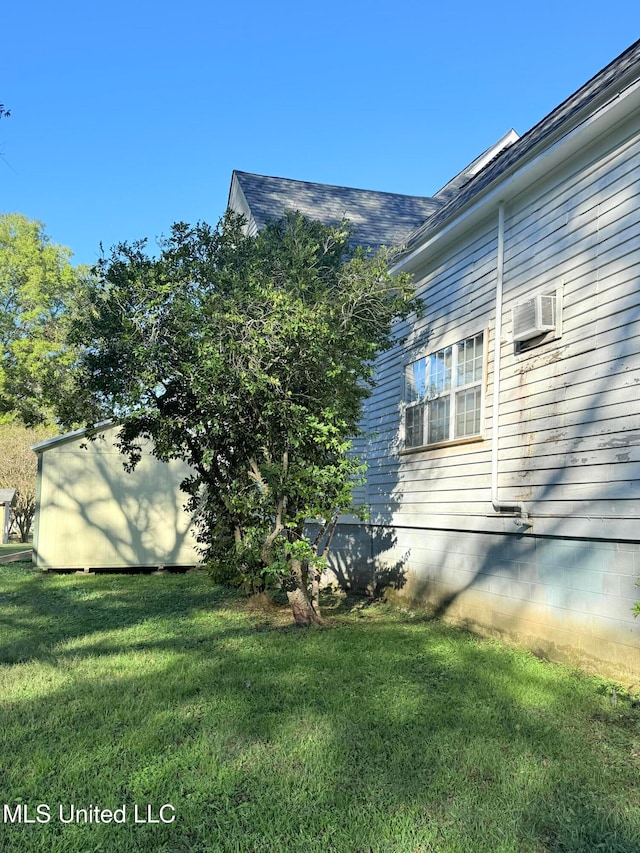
[0,566,243,665]
[0,577,639,852]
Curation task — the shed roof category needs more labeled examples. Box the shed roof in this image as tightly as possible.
[230,170,440,250]
[0,489,16,505]
[31,421,115,453]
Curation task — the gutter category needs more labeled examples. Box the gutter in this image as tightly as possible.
[491,204,529,527]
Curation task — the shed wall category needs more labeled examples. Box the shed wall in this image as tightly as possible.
[34,428,199,570]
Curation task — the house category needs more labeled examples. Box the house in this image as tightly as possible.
[230,42,640,679]
[319,39,640,680]
[32,425,199,571]
[32,39,640,677]
[1,488,16,543]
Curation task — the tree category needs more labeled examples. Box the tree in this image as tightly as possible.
[0,422,53,542]
[0,214,88,426]
[70,212,418,625]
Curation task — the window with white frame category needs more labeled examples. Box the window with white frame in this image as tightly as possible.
[404,332,485,449]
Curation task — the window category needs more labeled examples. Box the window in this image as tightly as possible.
[404,332,484,449]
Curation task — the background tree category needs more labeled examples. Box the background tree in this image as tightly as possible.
[70,212,418,625]
[0,422,53,542]
[0,213,88,426]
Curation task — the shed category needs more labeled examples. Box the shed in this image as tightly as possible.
[32,424,199,571]
[0,488,16,544]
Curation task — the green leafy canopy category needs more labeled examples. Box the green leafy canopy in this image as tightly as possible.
[0,213,90,426]
[71,211,419,622]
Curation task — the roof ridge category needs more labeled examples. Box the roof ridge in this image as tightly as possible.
[433,129,520,201]
[233,170,435,203]
[232,171,441,250]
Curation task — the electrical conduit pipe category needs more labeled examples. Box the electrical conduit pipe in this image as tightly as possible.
[492,203,529,525]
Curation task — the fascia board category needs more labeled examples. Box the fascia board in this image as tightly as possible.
[31,420,116,453]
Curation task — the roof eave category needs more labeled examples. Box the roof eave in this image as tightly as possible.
[31,420,116,453]
[393,71,640,275]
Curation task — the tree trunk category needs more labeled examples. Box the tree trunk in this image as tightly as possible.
[287,587,323,627]
[311,569,322,619]
[287,558,323,627]
[17,511,31,543]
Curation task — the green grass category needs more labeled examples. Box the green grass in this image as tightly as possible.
[0,543,32,557]
[0,564,639,852]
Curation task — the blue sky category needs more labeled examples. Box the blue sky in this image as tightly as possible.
[1,2,639,266]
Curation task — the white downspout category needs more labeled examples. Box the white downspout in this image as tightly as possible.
[492,203,529,524]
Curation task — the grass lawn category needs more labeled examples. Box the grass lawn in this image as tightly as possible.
[0,543,32,557]
[0,564,639,852]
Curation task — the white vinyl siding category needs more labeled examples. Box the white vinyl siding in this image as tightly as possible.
[327,56,640,681]
[359,106,640,540]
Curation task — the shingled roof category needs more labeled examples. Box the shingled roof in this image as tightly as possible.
[431,129,520,206]
[229,171,440,250]
[228,40,640,260]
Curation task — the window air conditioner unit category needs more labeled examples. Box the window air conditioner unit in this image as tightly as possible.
[512,294,556,342]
